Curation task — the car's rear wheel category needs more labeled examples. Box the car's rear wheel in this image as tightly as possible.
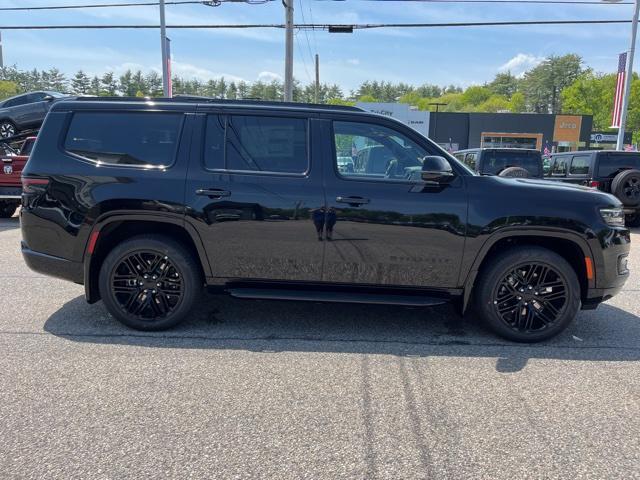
[475,246,580,342]
[0,201,18,218]
[0,120,16,139]
[612,169,640,207]
[98,235,202,331]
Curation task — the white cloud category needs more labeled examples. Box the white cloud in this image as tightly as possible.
[257,71,282,82]
[498,54,544,77]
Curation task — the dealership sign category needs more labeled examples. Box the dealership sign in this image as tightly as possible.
[590,131,632,144]
[355,102,430,137]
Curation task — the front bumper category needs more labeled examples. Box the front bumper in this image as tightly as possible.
[21,242,84,284]
[583,227,631,308]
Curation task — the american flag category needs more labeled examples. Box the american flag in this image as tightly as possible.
[612,52,627,128]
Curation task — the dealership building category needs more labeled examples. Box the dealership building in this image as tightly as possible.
[356,102,629,152]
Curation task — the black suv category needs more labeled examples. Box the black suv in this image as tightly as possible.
[453,148,544,178]
[546,151,640,227]
[20,98,631,342]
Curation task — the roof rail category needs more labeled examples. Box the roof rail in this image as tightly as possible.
[73,95,363,112]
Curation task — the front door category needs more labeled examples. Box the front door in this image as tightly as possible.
[321,118,467,288]
[185,111,326,283]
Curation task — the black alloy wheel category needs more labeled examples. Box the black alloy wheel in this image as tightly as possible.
[475,246,580,342]
[99,235,201,331]
[622,176,640,205]
[492,263,567,333]
[111,251,184,320]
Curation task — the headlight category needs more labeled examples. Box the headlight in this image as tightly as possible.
[599,207,625,227]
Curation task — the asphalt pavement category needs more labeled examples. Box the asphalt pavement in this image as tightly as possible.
[1,213,639,479]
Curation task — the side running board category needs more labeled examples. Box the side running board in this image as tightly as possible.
[226,288,448,307]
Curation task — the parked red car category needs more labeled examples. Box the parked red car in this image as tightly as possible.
[1,135,36,218]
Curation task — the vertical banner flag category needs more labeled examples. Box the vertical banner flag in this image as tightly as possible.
[612,52,627,128]
[166,37,172,98]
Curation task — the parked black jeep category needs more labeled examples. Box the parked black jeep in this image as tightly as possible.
[20,98,630,342]
[546,151,640,227]
[453,148,544,178]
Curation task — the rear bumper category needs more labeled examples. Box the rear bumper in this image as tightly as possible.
[0,185,22,200]
[21,242,84,284]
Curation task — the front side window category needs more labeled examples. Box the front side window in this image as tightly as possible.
[551,157,568,176]
[64,112,183,167]
[569,155,590,175]
[333,121,429,182]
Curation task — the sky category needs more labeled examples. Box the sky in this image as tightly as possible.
[0,0,637,93]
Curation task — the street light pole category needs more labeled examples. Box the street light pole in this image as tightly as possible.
[159,0,170,97]
[283,0,294,102]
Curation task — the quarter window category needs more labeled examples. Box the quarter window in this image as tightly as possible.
[204,115,308,174]
[333,121,430,182]
[64,112,183,167]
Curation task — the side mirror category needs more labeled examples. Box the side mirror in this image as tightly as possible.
[421,156,455,184]
[42,95,54,102]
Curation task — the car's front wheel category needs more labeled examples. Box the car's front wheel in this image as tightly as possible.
[98,235,202,331]
[475,246,581,342]
[0,120,16,139]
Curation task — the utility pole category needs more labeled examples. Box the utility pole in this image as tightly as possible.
[283,0,294,102]
[0,31,4,69]
[315,54,319,103]
[159,0,170,97]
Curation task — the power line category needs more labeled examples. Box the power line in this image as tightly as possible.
[0,20,635,29]
[298,0,316,68]
[0,0,633,9]
[0,1,272,11]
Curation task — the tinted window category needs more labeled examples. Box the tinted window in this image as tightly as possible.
[481,151,542,176]
[3,95,28,108]
[333,121,430,182]
[569,155,590,175]
[203,114,225,170]
[551,157,568,176]
[597,154,640,178]
[225,115,307,174]
[65,112,183,167]
[26,93,47,103]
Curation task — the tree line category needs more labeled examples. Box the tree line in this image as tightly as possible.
[1,53,637,134]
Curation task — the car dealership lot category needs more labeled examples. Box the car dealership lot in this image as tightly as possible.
[1,215,639,479]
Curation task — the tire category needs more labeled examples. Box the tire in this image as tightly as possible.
[98,235,202,331]
[474,246,581,342]
[626,212,640,227]
[0,202,18,218]
[611,169,640,207]
[498,166,530,178]
[0,120,16,139]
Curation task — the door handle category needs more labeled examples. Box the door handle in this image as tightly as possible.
[196,188,231,199]
[336,196,370,206]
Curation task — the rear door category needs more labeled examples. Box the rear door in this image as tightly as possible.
[185,109,326,283]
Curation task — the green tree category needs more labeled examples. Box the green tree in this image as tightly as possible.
[119,70,136,96]
[90,76,101,96]
[0,80,18,100]
[508,92,526,113]
[100,72,118,95]
[521,54,584,113]
[71,70,91,94]
[488,72,519,97]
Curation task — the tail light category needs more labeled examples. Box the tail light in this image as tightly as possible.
[588,180,600,189]
[21,176,49,194]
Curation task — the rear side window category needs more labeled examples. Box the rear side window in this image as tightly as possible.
[569,155,590,175]
[64,112,184,167]
[597,154,640,178]
[464,153,477,170]
[204,115,308,174]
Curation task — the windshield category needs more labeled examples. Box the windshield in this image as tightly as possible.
[597,153,640,178]
[480,151,542,176]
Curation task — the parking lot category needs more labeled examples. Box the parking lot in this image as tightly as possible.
[0,213,638,479]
